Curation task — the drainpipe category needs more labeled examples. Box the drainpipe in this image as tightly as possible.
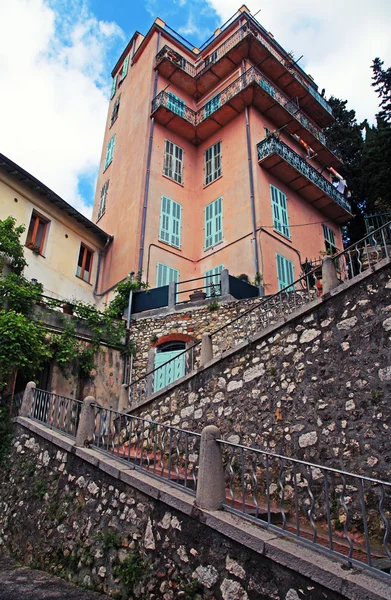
[93,235,113,296]
[138,31,161,277]
[242,59,260,280]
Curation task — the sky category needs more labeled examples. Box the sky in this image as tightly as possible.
[0,0,390,218]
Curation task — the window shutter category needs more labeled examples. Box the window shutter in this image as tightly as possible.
[205,198,223,248]
[276,254,294,291]
[110,74,118,99]
[159,197,171,244]
[156,263,179,287]
[121,55,130,80]
[164,141,183,184]
[104,135,116,169]
[167,92,185,117]
[204,203,213,248]
[214,197,223,244]
[171,201,181,248]
[204,264,223,297]
[271,185,290,238]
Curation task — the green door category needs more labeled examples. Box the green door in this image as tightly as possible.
[153,350,185,393]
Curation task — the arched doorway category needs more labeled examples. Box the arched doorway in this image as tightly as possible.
[153,340,186,393]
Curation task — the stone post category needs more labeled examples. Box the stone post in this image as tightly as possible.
[200,333,213,366]
[196,425,226,511]
[117,384,129,413]
[20,381,36,418]
[220,269,230,296]
[168,280,176,308]
[322,256,339,294]
[75,396,98,448]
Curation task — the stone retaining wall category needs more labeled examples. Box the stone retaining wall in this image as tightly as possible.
[132,263,391,481]
[1,422,384,600]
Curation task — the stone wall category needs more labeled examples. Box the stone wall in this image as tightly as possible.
[129,296,261,381]
[132,263,391,481]
[0,422,381,600]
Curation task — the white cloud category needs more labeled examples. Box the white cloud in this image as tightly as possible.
[206,1,391,123]
[0,0,124,217]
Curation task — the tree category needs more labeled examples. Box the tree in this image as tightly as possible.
[0,217,27,275]
[372,58,391,123]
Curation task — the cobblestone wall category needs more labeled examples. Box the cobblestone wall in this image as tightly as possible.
[0,424,348,600]
[133,265,391,480]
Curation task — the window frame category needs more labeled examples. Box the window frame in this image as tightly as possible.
[156,262,179,288]
[159,196,182,249]
[110,74,118,99]
[104,134,116,171]
[204,197,223,250]
[118,54,130,84]
[276,253,295,291]
[322,224,338,254]
[110,95,120,127]
[163,140,184,185]
[97,180,109,221]
[76,243,94,284]
[270,185,290,239]
[204,141,222,186]
[25,211,49,255]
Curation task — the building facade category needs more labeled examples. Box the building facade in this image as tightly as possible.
[92,5,352,298]
[0,153,111,305]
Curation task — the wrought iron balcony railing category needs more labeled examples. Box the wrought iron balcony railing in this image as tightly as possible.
[156,16,333,117]
[152,67,341,160]
[257,136,352,214]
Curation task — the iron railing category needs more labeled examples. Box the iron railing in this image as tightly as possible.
[218,438,391,577]
[30,388,82,437]
[365,213,391,238]
[91,405,200,493]
[175,274,222,304]
[152,67,341,160]
[156,16,333,117]
[128,220,391,404]
[257,136,352,215]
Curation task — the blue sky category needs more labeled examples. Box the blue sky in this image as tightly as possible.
[0,0,390,217]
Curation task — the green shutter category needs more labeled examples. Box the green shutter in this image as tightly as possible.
[104,135,116,170]
[271,185,290,238]
[322,224,337,253]
[205,198,223,249]
[204,265,223,297]
[204,93,220,117]
[121,55,130,80]
[276,254,294,291]
[204,141,221,185]
[159,197,181,248]
[167,92,185,117]
[154,350,185,392]
[110,74,118,99]
[156,262,179,287]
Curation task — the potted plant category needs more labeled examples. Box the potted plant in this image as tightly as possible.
[62,302,74,315]
[189,289,207,301]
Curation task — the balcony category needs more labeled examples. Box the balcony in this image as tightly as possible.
[257,136,352,223]
[155,16,333,127]
[151,67,342,167]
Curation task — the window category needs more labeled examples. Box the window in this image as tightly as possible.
[77,244,93,283]
[97,181,109,220]
[204,197,223,249]
[159,197,182,248]
[204,264,223,297]
[156,263,179,287]
[322,224,338,254]
[110,74,117,99]
[104,135,116,170]
[110,95,120,127]
[204,93,220,118]
[26,212,49,255]
[164,140,184,184]
[276,254,295,291]
[270,185,290,239]
[167,92,185,117]
[204,141,221,185]
[119,55,130,83]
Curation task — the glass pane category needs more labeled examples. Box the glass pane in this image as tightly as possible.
[35,220,45,249]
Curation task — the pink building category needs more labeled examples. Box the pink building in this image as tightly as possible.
[92,5,352,299]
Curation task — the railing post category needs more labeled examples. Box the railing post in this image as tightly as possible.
[221,268,229,296]
[168,280,176,308]
[196,425,225,511]
[75,396,97,448]
[20,381,36,418]
[200,333,213,366]
[322,256,340,294]
[117,384,129,413]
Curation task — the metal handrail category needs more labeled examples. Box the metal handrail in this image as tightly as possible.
[152,66,341,160]
[30,388,82,437]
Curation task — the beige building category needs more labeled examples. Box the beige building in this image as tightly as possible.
[0,153,111,305]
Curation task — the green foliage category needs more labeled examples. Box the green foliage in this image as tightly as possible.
[95,529,122,552]
[372,57,391,123]
[113,552,145,593]
[32,478,48,499]
[0,273,43,314]
[0,217,27,275]
[207,300,219,312]
[0,407,13,466]
[106,275,149,320]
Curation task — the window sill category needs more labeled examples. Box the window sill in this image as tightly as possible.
[76,275,92,286]
[26,246,45,258]
[273,229,291,242]
[158,238,182,251]
[203,174,222,189]
[162,173,184,187]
